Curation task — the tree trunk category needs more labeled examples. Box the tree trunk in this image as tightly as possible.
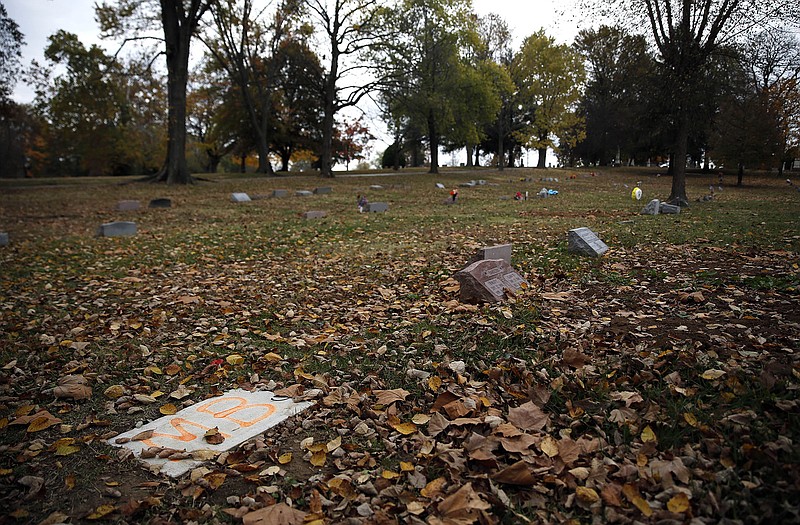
[239,154,246,173]
[319,44,339,178]
[465,143,473,167]
[667,110,690,206]
[427,110,439,174]
[737,161,744,186]
[537,147,547,169]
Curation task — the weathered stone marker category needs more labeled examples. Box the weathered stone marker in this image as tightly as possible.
[149,198,172,209]
[459,181,476,187]
[369,185,384,190]
[436,183,446,189]
[116,200,140,211]
[568,227,608,257]
[271,189,289,198]
[366,202,389,213]
[295,190,313,197]
[303,210,327,219]
[97,221,137,237]
[108,389,313,477]
[0,232,8,246]
[469,243,512,265]
[231,192,251,202]
[641,199,660,215]
[455,259,528,303]
[660,203,680,214]
[313,187,332,194]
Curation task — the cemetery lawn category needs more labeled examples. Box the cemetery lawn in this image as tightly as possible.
[1,168,799,524]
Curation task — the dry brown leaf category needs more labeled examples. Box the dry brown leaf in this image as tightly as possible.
[507,401,549,431]
[374,388,411,406]
[491,460,537,486]
[242,503,307,525]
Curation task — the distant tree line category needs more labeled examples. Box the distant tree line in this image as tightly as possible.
[1,0,798,200]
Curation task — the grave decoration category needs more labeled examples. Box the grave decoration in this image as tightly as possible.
[455,259,528,303]
[116,200,141,211]
[97,221,137,237]
[149,198,172,208]
[231,192,251,202]
[468,243,512,265]
[303,210,327,219]
[567,227,608,257]
[366,202,389,213]
[631,187,643,200]
[641,199,660,215]
[109,389,313,477]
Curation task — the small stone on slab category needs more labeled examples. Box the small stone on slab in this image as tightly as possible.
[455,259,528,303]
[568,227,608,257]
[148,198,172,208]
[116,200,140,211]
[641,199,660,215]
[366,202,388,213]
[97,221,137,237]
[303,210,327,219]
[231,192,251,202]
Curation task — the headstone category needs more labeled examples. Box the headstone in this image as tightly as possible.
[116,200,140,211]
[97,221,137,237]
[303,210,327,220]
[568,227,608,257]
[477,180,487,185]
[366,202,388,213]
[313,187,332,194]
[660,203,680,214]
[0,232,8,246]
[459,181,476,188]
[436,183,446,189]
[455,259,528,303]
[468,243,512,265]
[370,185,384,190]
[272,189,289,198]
[499,196,511,201]
[149,198,172,209]
[641,199,660,215]
[231,192,251,202]
[108,389,313,477]
[296,190,313,197]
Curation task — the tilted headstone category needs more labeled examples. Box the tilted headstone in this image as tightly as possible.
[568,227,608,257]
[272,189,289,198]
[303,210,327,220]
[0,232,8,246]
[370,185,384,190]
[231,192,251,202]
[468,243,512,265]
[366,202,389,213]
[116,200,140,211]
[436,183,446,189]
[149,198,172,209]
[660,203,680,214]
[455,259,528,303]
[313,187,332,194]
[296,190,313,197]
[641,199,660,215]
[97,221,137,237]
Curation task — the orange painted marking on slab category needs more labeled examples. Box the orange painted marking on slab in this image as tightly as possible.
[196,397,277,428]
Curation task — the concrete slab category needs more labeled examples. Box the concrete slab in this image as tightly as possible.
[108,389,313,477]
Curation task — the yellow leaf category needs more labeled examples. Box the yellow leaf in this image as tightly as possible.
[55,444,80,456]
[701,369,726,380]
[27,415,59,433]
[411,414,430,425]
[540,435,559,457]
[226,354,244,366]
[576,486,600,504]
[683,412,698,427]
[278,453,293,464]
[0,468,12,475]
[388,415,418,435]
[622,484,653,517]
[667,492,690,513]
[641,425,657,443]
[144,365,163,375]
[421,476,447,498]
[400,461,415,472]
[310,450,326,467]
[263,352,282,362]
[159,404,178,415]
[381,469,401,479]
[87,504,116,520]
[65,474,76,490]
[428,376,442,391]
[326,436,342,452]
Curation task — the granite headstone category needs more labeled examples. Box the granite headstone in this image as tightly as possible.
[296,190,313,197]
[468,243,512,265]
[641,199,660,215]
[366,202,389,213]
[568,227,608,257]
[313,187,332,194]
[455,259,528,303]
[272,189,289,198]
[149,198,172,209]
[116,200,140,211]
[231,192,251,202]
[303,210,327,219]
[97,221,137,237]
[660,203,680,214]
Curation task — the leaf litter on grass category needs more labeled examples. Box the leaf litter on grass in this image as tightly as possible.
[0,171,799,523]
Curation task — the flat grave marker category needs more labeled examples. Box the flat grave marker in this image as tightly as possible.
[436,183,446,189]
[272,189,289,198]
[149,198,172,209]
[97,221,137,237]
[303,210,327,219]
[116,200,141,211]
[455,259,528,303]
[313,187,332,194]
[366,202,388,213]
[295,190,313,197]
[231,192,251,202]
[369,185,384,190]
[108,389,313,477]
[568,227,608,257]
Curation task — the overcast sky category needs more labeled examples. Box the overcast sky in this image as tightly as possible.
[6,0,584,104]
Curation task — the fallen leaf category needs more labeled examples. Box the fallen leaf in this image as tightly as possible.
[507,401,549,431]
[374,388,411,405]
[243,503,307,525]
[641,425,657,444]
[622,483,653,517]
[540,435,559,457]
[667,492,691,513]
[159,403,178,415]
[226,354,245,365]
[701,369,726,380]
[204,427,225,445]
[86,504,116,520]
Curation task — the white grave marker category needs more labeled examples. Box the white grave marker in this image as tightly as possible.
[109,389,313,477]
